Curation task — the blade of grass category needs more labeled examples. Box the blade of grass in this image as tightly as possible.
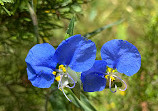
[84,19,124,39]
[65,16,75,39]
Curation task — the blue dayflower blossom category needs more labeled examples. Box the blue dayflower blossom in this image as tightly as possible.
[81,39,141,92]
[25,34,96,100]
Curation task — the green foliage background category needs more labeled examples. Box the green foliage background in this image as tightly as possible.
[0,0,158,111]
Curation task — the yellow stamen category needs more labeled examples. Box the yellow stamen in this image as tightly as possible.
[62,67,66,73]
[59,65,67,73]
[112,69,117,73]
[52,71,57,75]
[59,65,64,70]
[110,76,115,82]
[55,76,61,82]
[105,75,109,79]
[107,68,112,73]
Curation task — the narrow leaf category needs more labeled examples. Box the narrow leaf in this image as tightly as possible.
[67,89,97,111]
[71,81,81,99]
[65,16,75,39]
[84,19,124,38]
[2,6,11,16]
[80,94,97,111]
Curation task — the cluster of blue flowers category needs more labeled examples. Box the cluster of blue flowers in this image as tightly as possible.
[25,34,141,101]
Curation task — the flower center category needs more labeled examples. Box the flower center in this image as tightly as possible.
[104,67,127,93]
[52,64,76,102]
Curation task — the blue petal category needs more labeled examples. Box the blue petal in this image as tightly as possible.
[82,60,107,74]
[81,60,107,92]
[54,35,83,65]
[54,34,96,72]
[101,39,141,76]
[27,64,55,88]
[25,43,57,88]
[68,38,96,72]
[81,73,106,92]
[25,43,57,69]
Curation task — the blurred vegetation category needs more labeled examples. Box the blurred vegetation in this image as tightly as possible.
[0,0,158,111]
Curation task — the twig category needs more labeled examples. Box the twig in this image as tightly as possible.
[28,2,39,44]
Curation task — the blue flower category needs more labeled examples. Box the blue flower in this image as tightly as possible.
[25,34,96,100]
[81,39,141,92]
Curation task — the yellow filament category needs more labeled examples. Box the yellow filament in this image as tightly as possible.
[105,75,109,79]
[52,71,57,75]
[55,76,61,82]
[110,76,115,82]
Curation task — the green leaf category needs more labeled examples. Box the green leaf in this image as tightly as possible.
[0,1,4,5]
[84,19,124,38]
[59,7,70,13]
[71,4,82,12]
[80,94,97,111]
[0,0,14,4]
[65,16,75,39]
[67,89,97,111]
[0,0,14,16]
[2,6,11,16]
[72,82,81,99]
[71,73,81,99]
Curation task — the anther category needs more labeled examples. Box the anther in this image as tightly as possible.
[52,71,57,75]
[59,64,67,73]
[105,75,109,79]
[55,76,61,82]
[59,65,64,70]
[62,67,66,73]
[112,69,116,73]
[110,76,115,82]
[107,68,112,73]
